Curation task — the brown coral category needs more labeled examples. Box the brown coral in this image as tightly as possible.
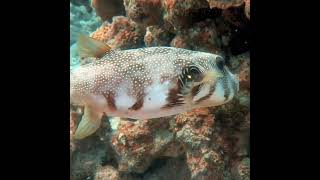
[162,0,209,30]
[170,35,189,49]
[111,117,181,173]
[175,108,214,148]
[174,108,227,179]
[229,52,250,91]
[91,0,125,21]
[171,19,224,54]
[144,25,174,47]
[124,0,163,27]
[207,0,244,9]
[186,150,225,180]
[72,0,250,178]
[91,16,144,50]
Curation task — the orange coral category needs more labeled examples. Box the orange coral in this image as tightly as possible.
[124,0,163,26]
[90,16,144,50]
[91,0,125,21]
[111,118,179,173]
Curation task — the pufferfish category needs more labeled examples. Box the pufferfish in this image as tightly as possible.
[71,35,239,139]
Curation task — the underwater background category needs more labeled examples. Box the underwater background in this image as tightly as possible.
[70,0,250,179]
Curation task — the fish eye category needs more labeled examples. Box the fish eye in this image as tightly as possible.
[180,66,203,85]
[187,66,203,82]
[216,56,225,71]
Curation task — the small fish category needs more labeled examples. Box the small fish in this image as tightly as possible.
[71,35,239,139]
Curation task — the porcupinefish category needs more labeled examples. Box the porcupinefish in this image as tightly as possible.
[71,35,239,139]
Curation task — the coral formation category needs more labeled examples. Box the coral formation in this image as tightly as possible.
[124,0,163,27]
[91,16,145,50]
[70,0,250,179]
[144,26,174,47]
[111,117,180,173]
[162,0,209,30]
[91,0,125,21]
[170,19,224,55]
[70,1,101,46]
[175,109,226,179]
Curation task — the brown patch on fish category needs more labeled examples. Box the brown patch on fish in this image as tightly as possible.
[161,81,185,109]
[191,84,202,97]
[195,83,216,104]
[128,92,145,111]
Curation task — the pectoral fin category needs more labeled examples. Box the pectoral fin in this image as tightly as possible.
[74,106,103,139]
[77,34,111,59]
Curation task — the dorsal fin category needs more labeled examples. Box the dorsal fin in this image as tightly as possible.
[77,34,111,59]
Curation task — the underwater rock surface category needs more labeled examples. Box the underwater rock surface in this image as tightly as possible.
[91,0,125,21]
[70,0,250,179]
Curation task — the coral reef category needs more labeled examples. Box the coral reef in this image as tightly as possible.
[175,108,226,179]
[91,0,125,21]
[162,0,210,30]
[144,26,174,47]
[111,117,182,173]
[70,1,101,46]
[70,0,250,179]
[170,19,224,55]
[124,0,163,27]
[91,16,145,50]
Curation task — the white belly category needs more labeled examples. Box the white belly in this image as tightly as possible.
[102,80,186,119]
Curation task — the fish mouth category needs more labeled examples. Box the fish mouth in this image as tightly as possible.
[197,70,223,85]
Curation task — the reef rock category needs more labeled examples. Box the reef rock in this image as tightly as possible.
[71,0,250,179]
[142,157,191,180]
[111,117,183,173]
[144,26,174,47]
[91,16,145,50]
[171,19,224,55]
[162,0,209,30]
[124,0,163,27]
[91,0,125,21]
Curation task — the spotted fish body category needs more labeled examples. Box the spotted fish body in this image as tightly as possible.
[71,45,239,139]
